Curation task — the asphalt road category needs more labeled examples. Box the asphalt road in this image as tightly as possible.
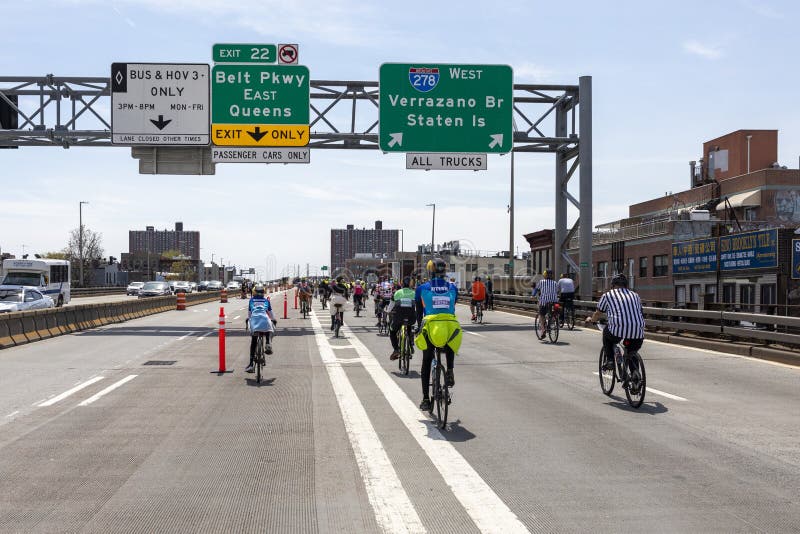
[1,291,798,533]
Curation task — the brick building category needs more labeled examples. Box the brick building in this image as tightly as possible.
[330,221,399,274]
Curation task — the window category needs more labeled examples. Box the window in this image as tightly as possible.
[596,261,608,278]
[639,257,647,279]
[740,284,756,312]
[722,283,736,305]
[653,255,668,277]
[744,207,757,221]
[675,285,687,306]
[705,284,717,303]
[690,284,701,303]
[50,265,69,283]
[761,284,777,313]
[449,264,455,272]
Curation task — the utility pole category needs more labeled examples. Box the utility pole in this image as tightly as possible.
[79,201,89,287]
[426,203,436,263]
[509,150,515,282]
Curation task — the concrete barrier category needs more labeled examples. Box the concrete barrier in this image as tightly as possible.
[53,308,70,335]
[0,318,15,348]
[32,310,52,340]
[20,312,41,343]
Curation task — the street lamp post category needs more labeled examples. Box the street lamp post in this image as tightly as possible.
[426,203,436,263]
[79,201,89,287]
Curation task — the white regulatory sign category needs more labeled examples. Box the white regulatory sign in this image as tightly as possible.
[211,147,310,164]
[406,153,487,171]
[111,63,210,145]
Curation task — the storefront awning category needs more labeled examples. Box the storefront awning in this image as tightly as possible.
[717,190,761,210]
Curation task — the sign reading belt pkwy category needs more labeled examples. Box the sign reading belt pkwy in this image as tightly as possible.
[379,63,513,153]
[212,65,310,147]
[111,63,210,145]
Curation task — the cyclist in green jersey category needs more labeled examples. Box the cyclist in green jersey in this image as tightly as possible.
[389,276,417,360]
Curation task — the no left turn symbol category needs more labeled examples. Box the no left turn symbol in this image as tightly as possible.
[278,44,299,65]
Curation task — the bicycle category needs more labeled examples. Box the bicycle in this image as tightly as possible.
[332,303,344,338]
[353,296,362,317]
[300,297,310,319]
[376,301,389,335]
[320,293,329,310]
[427,346,451,429]
[472,301,484,324]
[595,323,646,408]
[398,319,414,375]
[534,302,560,343]
[253,331,268,383]
[558,299,575,330]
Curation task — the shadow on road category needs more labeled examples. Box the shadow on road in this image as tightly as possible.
[425,418,476,442]
[606,399,668,414]
[392,370,421,379]
[245,377,276,387]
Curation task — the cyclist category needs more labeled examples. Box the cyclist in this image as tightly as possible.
[329,276,348,330]
[469,276,486,321]
[485,276,494,310]
[586,274,645,372]
[389,276,417,360]
[246,284,277,373]
[298,279,313,313]
[352,279,365,310]
[376,276,394,327]
[557,273,575,323]
[533,270,559,338]
[415,258,462,411]
[319,278,331,309]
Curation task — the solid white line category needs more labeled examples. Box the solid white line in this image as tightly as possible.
[342,323,531,533]
[309,313,426,534]
[463,330,485,337]
[6,411,20,418]
[591,372,688,401]
[37,376,105,407]
[78,375,137,406]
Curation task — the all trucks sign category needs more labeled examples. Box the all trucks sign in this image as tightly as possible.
[379,63,513,153]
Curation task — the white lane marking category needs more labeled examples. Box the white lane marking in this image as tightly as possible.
[463,330,485,337]
[591,372,688,401]
[37,376,105,407]
[330,345,354,350]
[6,411,20,418]
[309,313,426,534]
[177,333,194,341]
[233,315,241,321]
[197,332,213,340]
[78,375,138,406]
[342,322,531,533]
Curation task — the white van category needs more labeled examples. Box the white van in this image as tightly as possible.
[1,259,71,306]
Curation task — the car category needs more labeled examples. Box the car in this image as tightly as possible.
[197,280,209,291]
[189,282,198,292]
[138,281,172,298]
[207,280,223,291]
[126,281,145,295]
[173,281,192,294]
[0,286,55,313]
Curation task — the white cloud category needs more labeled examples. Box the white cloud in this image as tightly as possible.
[682,40,723,60]
[512,62,556,83]
[740,0,782,19]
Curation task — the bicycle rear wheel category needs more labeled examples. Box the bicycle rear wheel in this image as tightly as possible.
[434,360,449,429]
[598,347,615,396]
[401,327,411,375]
[256,336,264,384]
[334,313,342,338]
[567,308,575,330]
[547,314,559,343]
[624,352,646,408]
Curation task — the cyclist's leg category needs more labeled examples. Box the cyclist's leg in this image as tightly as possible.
[420,345,434,402]
[389,314,401,355]
[444,345,455,386]
[247,335,257,371]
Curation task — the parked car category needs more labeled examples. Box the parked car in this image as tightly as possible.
[207,280,224,291]
[189,282,198,292]
[198,280,210,291]
[0,286,55,313]
[226,281,240,292]
[173,281,192,294]
[138,281,172,298]
[126,281,145,296]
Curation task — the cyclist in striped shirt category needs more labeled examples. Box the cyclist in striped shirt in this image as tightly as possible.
[533,270,559,335]
[587,274,645,365]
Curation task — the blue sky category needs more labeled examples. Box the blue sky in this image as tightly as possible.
[2,0,798,279]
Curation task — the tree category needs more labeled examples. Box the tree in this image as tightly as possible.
[64,226,104,287]
[161,249,183,259]
[40,251,67,259]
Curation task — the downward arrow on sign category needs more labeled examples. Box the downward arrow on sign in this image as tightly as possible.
[150,115,172,130]
[488,134,503,149]
[387,132,403,148]
[248,127,268,142]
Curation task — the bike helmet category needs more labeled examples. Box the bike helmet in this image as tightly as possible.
[402,276,411,288]
[474,276,481,282]
[611,273,628,287]
[426,258,447,276]
[254,284,265,295]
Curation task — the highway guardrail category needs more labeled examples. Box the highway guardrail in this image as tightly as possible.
[0,291,225,350]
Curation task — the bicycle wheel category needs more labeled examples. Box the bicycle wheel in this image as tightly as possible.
[477,306,483,324]
[598,347,615,396]
[256,336,263,384]
[435,360,449,429]
[428,362,437,416]
[355,302,361,317]
[534,315,542,340]
[334,313,342,338]
[624,352,646,408]
[567,308,575,330]
[547,314,559,343]
[401,327,410,375]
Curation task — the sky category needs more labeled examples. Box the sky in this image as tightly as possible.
[2,0,799,280]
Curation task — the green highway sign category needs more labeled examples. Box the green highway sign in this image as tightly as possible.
[211,64,310,146]
[213,44,277,64]
[379,63,513,153]
[321,266,328,271]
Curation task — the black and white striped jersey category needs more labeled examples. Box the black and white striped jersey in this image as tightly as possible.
[597,288,645,339]
[534,279,559,304]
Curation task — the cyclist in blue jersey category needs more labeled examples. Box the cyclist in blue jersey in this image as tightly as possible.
[246,285,277,373]
[414,258,462,411]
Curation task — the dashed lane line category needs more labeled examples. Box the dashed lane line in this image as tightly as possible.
[463,330,485,337]
[37,376,105,407]
[6,411,20,418]
[310,312,426,534]
[78,375,138,407]
[591,372,688,401]
[341,319,532,533]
